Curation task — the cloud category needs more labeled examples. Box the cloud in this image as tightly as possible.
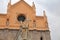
[39,0,60,16]
[0,0,9,13]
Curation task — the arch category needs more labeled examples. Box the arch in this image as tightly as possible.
[6,18,9,26]
[40,37,43,40]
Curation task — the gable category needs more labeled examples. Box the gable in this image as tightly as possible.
[8,0,36,20]
[6,0,36,29]
[10,0,34,12]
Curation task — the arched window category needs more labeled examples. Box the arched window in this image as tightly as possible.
[33,20,36,28]
[6,19,9,26]
[40,37,43,40]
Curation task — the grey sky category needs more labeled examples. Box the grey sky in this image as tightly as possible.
[0,0,60,40]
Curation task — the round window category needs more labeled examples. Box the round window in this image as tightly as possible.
[17,14,26,22]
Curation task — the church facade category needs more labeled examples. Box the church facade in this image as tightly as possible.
[0,0,51,40]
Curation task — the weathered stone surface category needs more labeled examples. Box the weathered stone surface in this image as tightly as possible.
[0,29,51,40]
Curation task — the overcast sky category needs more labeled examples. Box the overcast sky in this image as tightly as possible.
[0,0,60,40]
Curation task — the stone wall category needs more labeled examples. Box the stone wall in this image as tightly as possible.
[0,29,18,40]
[28,30,51,40]
[0,29,51,40]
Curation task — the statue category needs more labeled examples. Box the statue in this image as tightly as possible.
[15,18,30,40]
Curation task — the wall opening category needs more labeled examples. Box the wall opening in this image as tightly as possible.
[17,14,26,22]
[6,18,9,26]
[40,37,43,40]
